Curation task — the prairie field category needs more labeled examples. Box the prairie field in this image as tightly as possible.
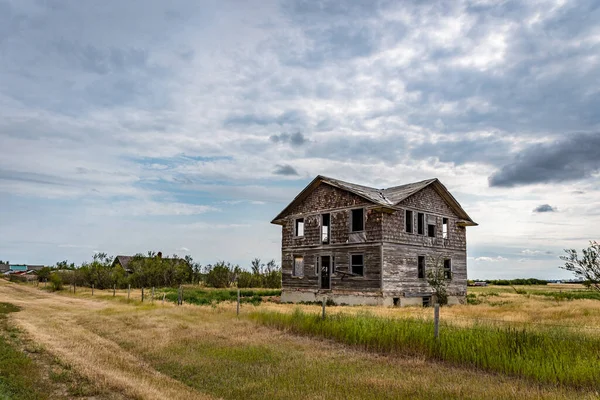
[1,280,600,399]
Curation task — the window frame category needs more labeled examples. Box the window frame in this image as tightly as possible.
[350,253,365,276]
[350,208,365,233]
[321,213,331,244]
[443,258,452,280]
[417,255,425,279]
[417,213,425,235]
[292,255,304,277]
[427,223,436,238]
[442,217,449,239]
[405,210,413,233]
[295,218,305,237]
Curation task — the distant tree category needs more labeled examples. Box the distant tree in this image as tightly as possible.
[37,267,52,282]
[206,262,231,288]
[426,255,450,305]
[561,241,600,291]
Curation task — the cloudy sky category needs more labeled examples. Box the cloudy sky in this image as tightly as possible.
[1,0,599,279]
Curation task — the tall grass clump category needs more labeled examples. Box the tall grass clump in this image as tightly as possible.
[250,309,600,388]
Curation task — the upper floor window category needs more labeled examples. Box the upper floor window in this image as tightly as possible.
[418,255,425,279]
[427,220,436,237]
[295,218,304,237]
[442,218,449,239]
[351,208,364,232]
[322,213,330,244]
[351,254,364,276]
[417,213,425,235]
[405,210,413,233]
[444,259,452,279]
[293,256,304,277]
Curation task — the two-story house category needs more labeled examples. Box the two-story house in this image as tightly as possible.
[271,175,477,306]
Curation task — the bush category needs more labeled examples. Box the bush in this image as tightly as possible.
[49,273,63,291]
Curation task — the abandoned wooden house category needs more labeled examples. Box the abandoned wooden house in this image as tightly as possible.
[271,175,477,306]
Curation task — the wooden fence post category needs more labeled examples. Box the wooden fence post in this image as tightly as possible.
[322,298,326,320]
[141,287,144,302]
[237,288,240,317]
[162,293,165,305]
[127,284,130,301]
[152,287,155,303]
[434,303,440,340]
[92,284,94,296]
[113,284,116,297]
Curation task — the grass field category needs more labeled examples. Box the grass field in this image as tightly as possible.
[2,280,600,399]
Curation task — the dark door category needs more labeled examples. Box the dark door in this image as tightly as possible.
[320,256,331,290]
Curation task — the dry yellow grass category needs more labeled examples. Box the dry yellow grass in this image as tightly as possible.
[1,280,599,399]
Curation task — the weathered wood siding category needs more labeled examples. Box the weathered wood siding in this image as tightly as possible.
[381,243,467,296]
[281,245,382,292]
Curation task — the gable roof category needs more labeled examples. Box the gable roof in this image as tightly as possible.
[271,175,477,226]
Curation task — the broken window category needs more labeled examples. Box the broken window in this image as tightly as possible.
[442,218,449,239]
[295,218,304,237]
[351,208,364,232]
[405,210,413,233]
[351,254,364,276]
[417,213,425,235]
[444,259,452,279]
[293,256,304,277]
[322,213,330,244]
[427,223,436,237]
[422,296,431,307]
[418,256,425,279]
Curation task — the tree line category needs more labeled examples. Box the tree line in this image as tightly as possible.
[37,252,281,291]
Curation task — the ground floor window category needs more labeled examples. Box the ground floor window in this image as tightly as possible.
[444,259,452,279]
[293,256,304,277]
[350,254,364,276]
[422,296,431,307]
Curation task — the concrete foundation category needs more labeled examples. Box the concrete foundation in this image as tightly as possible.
[281,289,465,307]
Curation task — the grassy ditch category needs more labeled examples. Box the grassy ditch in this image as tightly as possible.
[250,309,600,388]
[0,302,45,400]
[161,288,281,306]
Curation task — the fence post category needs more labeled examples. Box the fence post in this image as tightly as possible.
[434,303,440,340]
[92,284,94,296]
[179,285,183,305]
[237,288,240,317]
[113,284,116,297]
[152,287,155,303]
[322,298,326,320]
[127,284,130,301]
[141,287,144,302]
[74,283,76,293]
[162,293,165,305]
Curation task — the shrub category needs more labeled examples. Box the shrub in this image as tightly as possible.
[49,273,63,291]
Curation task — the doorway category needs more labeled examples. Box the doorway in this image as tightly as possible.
[320,256,331,290]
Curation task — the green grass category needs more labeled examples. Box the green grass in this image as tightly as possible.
[159,288,281,306]
[0,303,47,400]
[531,291,600,301]
[250,309,600,388]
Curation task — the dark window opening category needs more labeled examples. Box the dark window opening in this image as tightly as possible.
[422,296,431,307]
[393,298,400,307]
[295,218,304,237]
[417,213,425,235]
[427,224,435,237]
[322,213,330,244]
[418,256,425,279]
[443,218,449,239]
[293,256,304,277]
[405,210,413,233]
[444,259,452,279]
[351,209,364,232]
[351,254,364,276]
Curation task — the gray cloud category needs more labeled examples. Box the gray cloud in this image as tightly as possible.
[533,204,556,213]
[489,133,600,187]
[273,164,299,176]
[411,137,513,166]
[269,132,307,146]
